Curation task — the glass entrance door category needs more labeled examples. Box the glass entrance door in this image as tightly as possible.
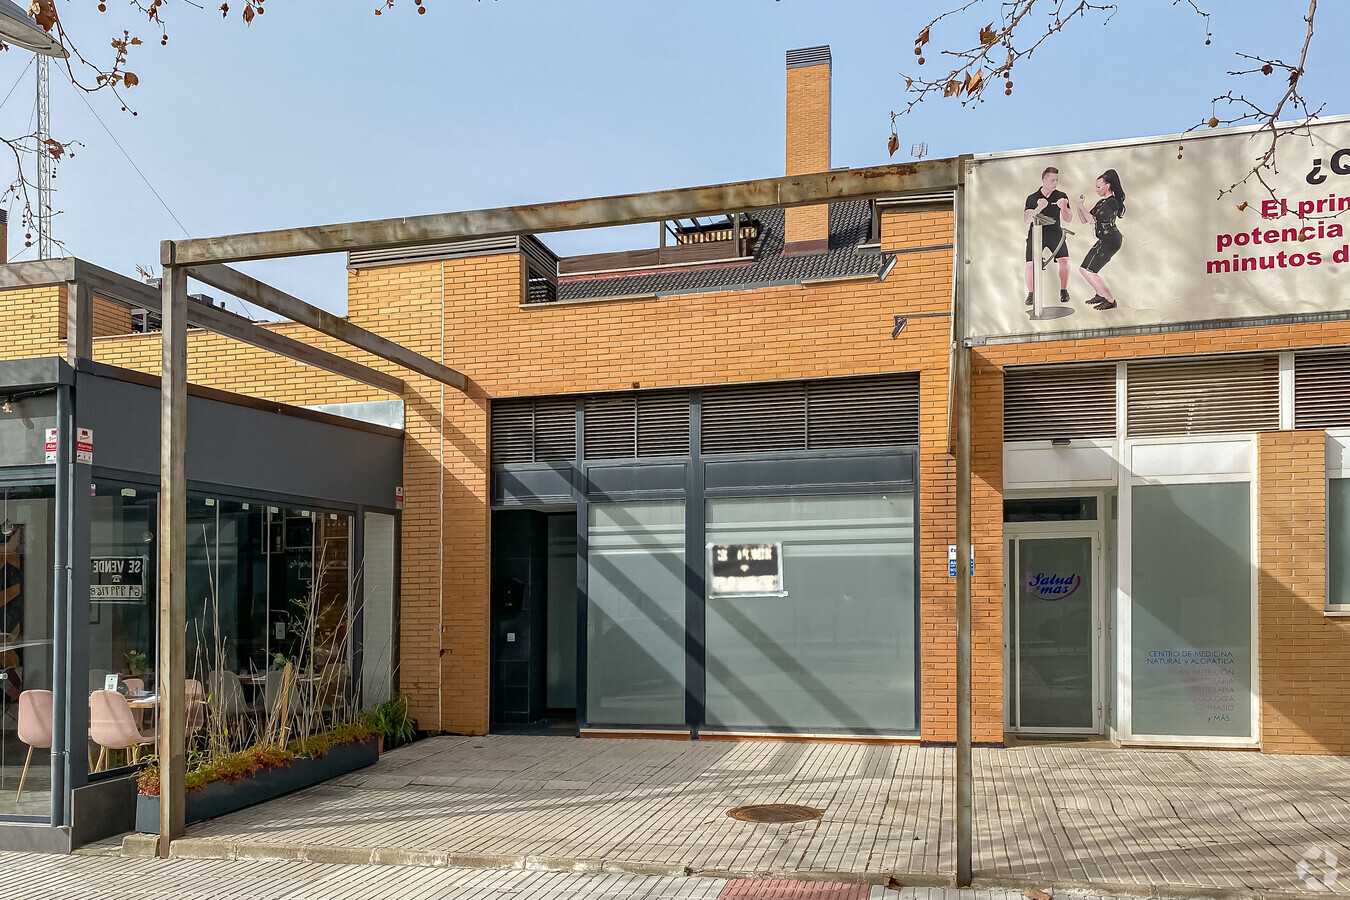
[1008,533,1098,733]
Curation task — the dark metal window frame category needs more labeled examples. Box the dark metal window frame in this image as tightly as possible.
[491,381,922,737]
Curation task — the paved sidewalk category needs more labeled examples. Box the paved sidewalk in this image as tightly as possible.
[141,735,1350,896]
[3,850,1139,900]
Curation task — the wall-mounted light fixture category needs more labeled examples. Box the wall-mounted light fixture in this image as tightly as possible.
[892,316,908,339]
[878,253,898,283]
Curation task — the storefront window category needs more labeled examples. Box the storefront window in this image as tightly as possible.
[586,501,685,725]
[1131,482,1252,738]
[1,485,56,820]
[1330,479,1350,609]
[88,488,358,773]
[88,483,158,777]
[705,493,917,733]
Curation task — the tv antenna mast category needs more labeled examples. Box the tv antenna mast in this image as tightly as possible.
[36,53,50,257]
[0,0,67,257]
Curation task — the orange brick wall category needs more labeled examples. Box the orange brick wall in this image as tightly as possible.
[91,296,133,337]
[1257,430,1350,754]
[785,61,830,247]
[883,207,954,252]
[342,206,966,737]
[0,204,971,740]
[0,285,63,360]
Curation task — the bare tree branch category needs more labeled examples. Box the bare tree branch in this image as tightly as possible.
[890,0,1322,203]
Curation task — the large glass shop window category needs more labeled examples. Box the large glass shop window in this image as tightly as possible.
[88,488,356,775]
[586,501,686,725]
[1,485,56,820]
[705,493,917,732]
[1131,483,1253,738]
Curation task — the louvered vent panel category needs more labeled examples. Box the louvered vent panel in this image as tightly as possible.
[1004,365,1117,441]
[1295,350,1350,429]
[702,383,807,455]
[637,392,690,457]
[584,395,637,459]
[533,398,577,461]
[1127,356,1279,437]
[806,375,920,448]
[491,400,536,465]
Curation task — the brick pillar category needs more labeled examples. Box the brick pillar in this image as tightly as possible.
[920,351,1004,744]
[1257,430,1350,754]
[785,46,830,251]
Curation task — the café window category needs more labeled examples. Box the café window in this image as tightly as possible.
[1330,479,1350,610]
[87,485,357,775]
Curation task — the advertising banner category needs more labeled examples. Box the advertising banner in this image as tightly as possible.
[965,117,1350,340]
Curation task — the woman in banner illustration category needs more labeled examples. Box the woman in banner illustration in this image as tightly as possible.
[1073,168,1126,310]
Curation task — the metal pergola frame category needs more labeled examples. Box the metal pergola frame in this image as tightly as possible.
[150,159,976,883]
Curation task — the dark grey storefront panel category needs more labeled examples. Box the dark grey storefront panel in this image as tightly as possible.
[0,393,57,468]
[492,464,574,506]
[703,451,915,494]
[585,462,686,500]
[0,357,72,390]
[75,373,401,509]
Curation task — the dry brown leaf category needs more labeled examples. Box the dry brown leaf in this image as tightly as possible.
[1023,890,1052,900]
[242,3,255,24]
[887,132,900,157]
[979,23,998,46]
[26,0,57,32]
[122,71,139,87]
[965,69,983,94]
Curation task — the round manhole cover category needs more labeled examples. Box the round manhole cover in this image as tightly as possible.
[726,804,822,824]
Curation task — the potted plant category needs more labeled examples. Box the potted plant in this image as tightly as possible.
[362,695,417,754]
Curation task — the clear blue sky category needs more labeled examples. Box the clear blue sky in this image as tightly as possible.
[0,1,1342,317]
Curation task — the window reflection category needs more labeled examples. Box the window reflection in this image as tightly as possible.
[1,485,56,820]
[88,487,362,775]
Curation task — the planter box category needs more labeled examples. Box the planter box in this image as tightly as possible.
[135,738,378,833]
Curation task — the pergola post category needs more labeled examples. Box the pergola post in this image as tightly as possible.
[953,172,974,888]
[156,250,187,856]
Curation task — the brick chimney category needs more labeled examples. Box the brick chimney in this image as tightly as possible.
[784,45,831,252]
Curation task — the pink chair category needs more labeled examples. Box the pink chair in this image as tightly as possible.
[89,690,154,773]
[16,690,52,801]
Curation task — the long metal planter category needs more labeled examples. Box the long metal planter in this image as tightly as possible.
[134,738,378,833]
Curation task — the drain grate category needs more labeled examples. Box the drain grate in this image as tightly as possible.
[726,804,822,824]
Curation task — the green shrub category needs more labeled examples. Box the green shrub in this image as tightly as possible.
[361,696,418,749]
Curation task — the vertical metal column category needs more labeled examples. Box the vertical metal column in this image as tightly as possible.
[48,382,70,828]
[156,250,188,855]
[953,175,974,888]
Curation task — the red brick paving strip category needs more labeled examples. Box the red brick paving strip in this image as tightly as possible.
[718,880,870,899]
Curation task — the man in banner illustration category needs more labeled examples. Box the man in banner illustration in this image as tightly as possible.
[1024,166,1073,307]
